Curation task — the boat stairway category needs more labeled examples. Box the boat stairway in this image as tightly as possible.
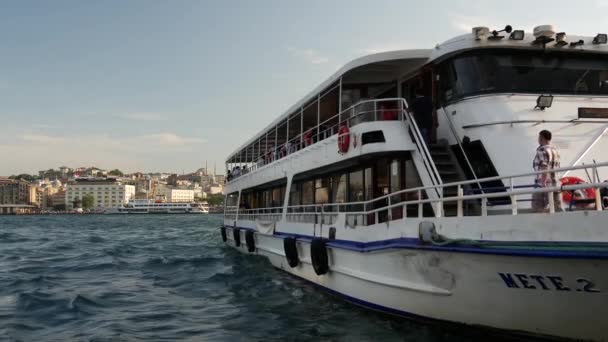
[428,142,479,216]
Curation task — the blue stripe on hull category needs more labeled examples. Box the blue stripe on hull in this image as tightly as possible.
[222,225,608,260]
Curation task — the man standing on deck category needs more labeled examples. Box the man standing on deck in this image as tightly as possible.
[410,87,434,145]
[532,130,563,213]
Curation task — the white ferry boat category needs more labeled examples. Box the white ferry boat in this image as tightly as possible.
[221,25,608,341]
[106,199,209,214]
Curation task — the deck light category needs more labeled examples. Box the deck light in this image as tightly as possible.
[570,39,585,47]
[536,95,554,110]
[509,30,525,40]
[593,33,607,44]
[555,32,568,46]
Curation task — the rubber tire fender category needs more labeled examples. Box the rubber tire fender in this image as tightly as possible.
[233,228,241,247]
[283,237,299,268]
[245,230,255,253]
[310,238,329,275]
[220,226,227,242]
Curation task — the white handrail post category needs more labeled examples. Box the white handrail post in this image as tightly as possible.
[548,189,555,214]
[388,196,392,221]
[418,190,423,218]
[374,101,378,121]
[508,177,517,215]
[481,198,487,216]
[596,187,602,211]
[457,186,463,217]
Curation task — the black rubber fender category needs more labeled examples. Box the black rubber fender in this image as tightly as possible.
[245,230,255,253]
[310,238,329,275]
[233,227,241,247]
[283,237,299,268]
[220,226,227,242]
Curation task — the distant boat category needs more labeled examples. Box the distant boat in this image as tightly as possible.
[105,199,209,214]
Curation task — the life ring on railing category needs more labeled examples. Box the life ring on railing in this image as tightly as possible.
[245,230,256,253]
[220,226,227,242]
[338,125,350,154]
[560,176,596,208]
[283,237,299,267]
[233,227,241,247]
[310,238,329,275]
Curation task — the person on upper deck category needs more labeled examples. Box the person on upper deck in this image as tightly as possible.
[410,87,434,145]
[532,130,562,213]
[232,166,241,178]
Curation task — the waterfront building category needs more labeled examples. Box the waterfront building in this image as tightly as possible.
[0,179,34,205]
[158,188,194,202]
[65,178,135,209]
[49,190,67,209]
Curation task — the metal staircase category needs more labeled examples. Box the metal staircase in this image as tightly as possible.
[428,141,471,216]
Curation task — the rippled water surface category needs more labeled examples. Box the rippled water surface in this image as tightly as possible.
[0,215,499,341]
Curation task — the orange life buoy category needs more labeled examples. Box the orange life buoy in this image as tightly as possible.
[338,125,350,153]
[560,176,596,208]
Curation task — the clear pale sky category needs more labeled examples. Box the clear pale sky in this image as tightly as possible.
[1,0,606,175]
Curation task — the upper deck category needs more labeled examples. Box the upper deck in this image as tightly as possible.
[226,25,608,176]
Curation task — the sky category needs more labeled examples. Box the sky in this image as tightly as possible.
[1,0,608,176]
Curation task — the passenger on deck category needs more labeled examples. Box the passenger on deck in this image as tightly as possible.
[532,130,563,213]
[226,170,232,182]
[303,129,313,147]
[242,165,249,174]
[232,166,241,178]
[410,88,434,145]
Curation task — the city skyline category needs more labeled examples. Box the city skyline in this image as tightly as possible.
[2,0,607,175]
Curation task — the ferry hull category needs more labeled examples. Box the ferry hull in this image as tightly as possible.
[223,227,608,341]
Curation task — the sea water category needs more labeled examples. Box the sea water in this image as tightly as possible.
[0,215,497,341]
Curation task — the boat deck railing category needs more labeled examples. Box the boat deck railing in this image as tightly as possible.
[226,98,441,190]
[225,161,608,226]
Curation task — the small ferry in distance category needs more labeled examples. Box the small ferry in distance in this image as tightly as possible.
[106,199,209,214]
[221,24,608,341]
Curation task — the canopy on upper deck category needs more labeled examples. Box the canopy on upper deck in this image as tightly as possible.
[226,49,431,164]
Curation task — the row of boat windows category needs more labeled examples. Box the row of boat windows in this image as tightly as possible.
[230,153,424,210]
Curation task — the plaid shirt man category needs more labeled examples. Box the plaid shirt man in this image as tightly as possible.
[533,144,561,186]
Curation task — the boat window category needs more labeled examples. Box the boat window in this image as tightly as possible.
[442,49,608,101]
[272,186,285,207]
[301,180,314,205]
[226,192,238,207]
[349,170,364,202]
[331,174,347,203]
[314,178,330,204]
[289,182,301,206]
[319,84,340,140]
[364,167,373,201]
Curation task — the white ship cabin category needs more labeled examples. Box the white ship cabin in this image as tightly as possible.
[225,25,608,228]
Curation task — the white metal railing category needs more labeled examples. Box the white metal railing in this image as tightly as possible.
[225,163,608,226]
[226,98,440,185]
[277,162,608,225]
[237,206,283,222]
